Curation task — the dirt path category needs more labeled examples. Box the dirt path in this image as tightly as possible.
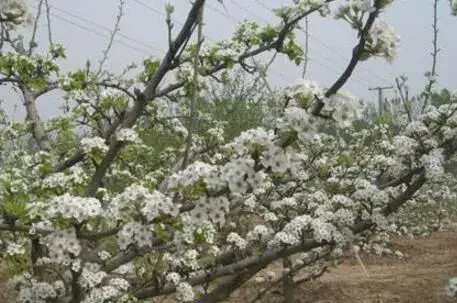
[303,230,457,303]
[228,230,457,303]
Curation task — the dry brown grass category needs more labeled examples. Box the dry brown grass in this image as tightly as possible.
[225,229,457,303]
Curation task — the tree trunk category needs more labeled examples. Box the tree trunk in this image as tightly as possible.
[282,257,295,303]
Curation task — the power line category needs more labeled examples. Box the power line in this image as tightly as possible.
[246,0,394,86]
[219,0,376,88]
[130,0,167,19]
[29,3,156,57]
[28,1,290,87]
[309,56,373,87]
[31,0,165,55]
[32,0,286,83]
[306,56,373,88]
[252,0,270,11]
[129,0,292,82]
[229,0,377,85]
[308,33,394,85]
[131,0,373,89]
[30,0,376,90]
[206,1,368,85]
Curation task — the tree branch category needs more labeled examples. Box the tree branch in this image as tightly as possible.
[97,0,125,75]
[28,0,44,54]
[421,0,440,113]
[181,4,204,170]
[54,2,331,176]
[301,16,310,78]
[196,263,265,303]
[21,87,52,152]
[44,0,53,46]
[83,0,207,197]
[134,167,427,300]
[313,0,383,116]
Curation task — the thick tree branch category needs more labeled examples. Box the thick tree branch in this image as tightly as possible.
[251,251,329,303]
[83,0,206,197]
[53,2,333,175]
[134,167,427,300]
[0,223,120,240]
[196,264,264,303]
[133,238,322,299]
[21,87,52,152]
[313,0,383,116]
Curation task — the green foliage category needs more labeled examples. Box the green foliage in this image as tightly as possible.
[430,88,454,107]
[139,57,161,83]
[283,36,305,65]
[259,24,278,43]
[59,70,88,91]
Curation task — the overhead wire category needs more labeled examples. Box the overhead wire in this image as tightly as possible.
[130,0,292,82]
[243,0,394,86]
[29,0,375,89]
[30,0,289,83]
[210,0,375,88]
[131,0,375,87]
[28,0,165,56]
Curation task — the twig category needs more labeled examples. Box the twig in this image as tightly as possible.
[293,265,328,285]
[29,0,44,54]
[353,246,369,278]
[181,4,204,170]
[421,0,440,113]
[44,0,53,46]
[251,53,277,97]
[301,16,310,78]
[395,77,412,122]
[97,0,126,75]
[165,4,174,53]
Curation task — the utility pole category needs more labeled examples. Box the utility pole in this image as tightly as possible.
[369,85,393,115]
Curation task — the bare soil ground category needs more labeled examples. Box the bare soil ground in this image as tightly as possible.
[228,230,457,303]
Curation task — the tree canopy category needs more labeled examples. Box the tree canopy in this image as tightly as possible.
[0,0,456,302]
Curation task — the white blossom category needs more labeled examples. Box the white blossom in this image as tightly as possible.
[81,136,108,153]
[176,282,195,302]
[166,272,181,285]
[115,127,141,143]
[226,232,247,250]
[369,21,400,62]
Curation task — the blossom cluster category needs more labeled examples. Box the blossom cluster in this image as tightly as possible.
[1,1,457,302]
[368,21,400,62]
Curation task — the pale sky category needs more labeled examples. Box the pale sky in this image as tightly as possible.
[2,0,457,120]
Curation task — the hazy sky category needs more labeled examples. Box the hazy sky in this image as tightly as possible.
[2,0,457,119]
